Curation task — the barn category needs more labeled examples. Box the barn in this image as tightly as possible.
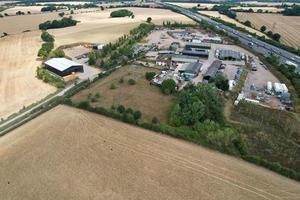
[45,58,84,77]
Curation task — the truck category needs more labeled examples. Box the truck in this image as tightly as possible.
[285,60,298,68]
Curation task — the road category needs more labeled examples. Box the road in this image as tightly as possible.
[161,3,300,72]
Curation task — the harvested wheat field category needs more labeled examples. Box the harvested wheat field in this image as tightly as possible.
[0,31,55,119]
[48,7,194,46]
[0,12,59,34]
[241,1,300,6]
[0,105,300,199]
[0,5,45,15]
[199,11,265,37]
[231,6,283,12]
[167,2,218,9]
[237,13,300,48]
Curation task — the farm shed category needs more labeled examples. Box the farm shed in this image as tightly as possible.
[203,60,222,82]
[185,42,211,50]
[171,55,199,63]
[182,42,211,57]
[45,58,84,77]
[218,49,242,61]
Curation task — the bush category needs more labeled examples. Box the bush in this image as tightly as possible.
[119,77,124,83]
[77,101,90,109]
[161,79,176,95]
[152,116,158,124]
[110,83,116,89]
[145,72,156,81]
[110,9,133,18]
[128,79,136,85]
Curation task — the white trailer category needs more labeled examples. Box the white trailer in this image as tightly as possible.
[281,83,288,93]
[267,81,272,94]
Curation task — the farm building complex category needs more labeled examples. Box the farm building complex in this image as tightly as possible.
[45,58,84,77]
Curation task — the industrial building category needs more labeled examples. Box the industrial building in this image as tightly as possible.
[203,60,222,82]
[178,62,202,80]
[45,58,84,77]
[218,49,242,61]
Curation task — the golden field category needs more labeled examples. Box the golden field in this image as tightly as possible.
[0,105,299,199]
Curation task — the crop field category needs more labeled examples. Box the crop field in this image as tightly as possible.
[0,105,299,200]
[72,65,175,123]
[199,11,265,37]
[237,13,300,48]
[0,31,55,119]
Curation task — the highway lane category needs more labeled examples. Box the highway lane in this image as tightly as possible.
[161,3,300,71]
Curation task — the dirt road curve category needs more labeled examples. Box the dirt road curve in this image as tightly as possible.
[0,105,299,200]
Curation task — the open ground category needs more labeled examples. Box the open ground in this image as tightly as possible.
[0,105,299,200]
[198,11,265,37]
[72,65,175,123]
[0,7,192,119]
[237,13,300,48]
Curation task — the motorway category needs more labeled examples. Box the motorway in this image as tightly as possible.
[161,3,300,72]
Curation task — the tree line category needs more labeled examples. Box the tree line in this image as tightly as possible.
[39,17,77,30]
[89,22,154,69]
[110,9,134,18]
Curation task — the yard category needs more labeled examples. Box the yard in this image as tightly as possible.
[72,65,175,123]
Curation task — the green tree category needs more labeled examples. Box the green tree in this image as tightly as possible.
[133,110,142,120]
[128,79,136,85]
[244,20,252,27]
[267,31,273,37]
[41,31,54,43]
[260,25,266,32]
[146,17,152,23]
[117,105,125,113]
[161,79,176,95]
[272,33,281,41]
[214,74,229,91]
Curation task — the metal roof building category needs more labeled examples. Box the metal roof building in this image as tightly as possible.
[171,55,200,63]
[178,62,202,75]
[218,49,242,61]
[203,60,222,81]
[45,58,84,77]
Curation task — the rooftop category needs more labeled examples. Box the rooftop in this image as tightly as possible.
[45,58,82,72]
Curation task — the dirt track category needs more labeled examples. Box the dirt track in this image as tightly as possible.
[0,31,55,119]
[0,105,299,200]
